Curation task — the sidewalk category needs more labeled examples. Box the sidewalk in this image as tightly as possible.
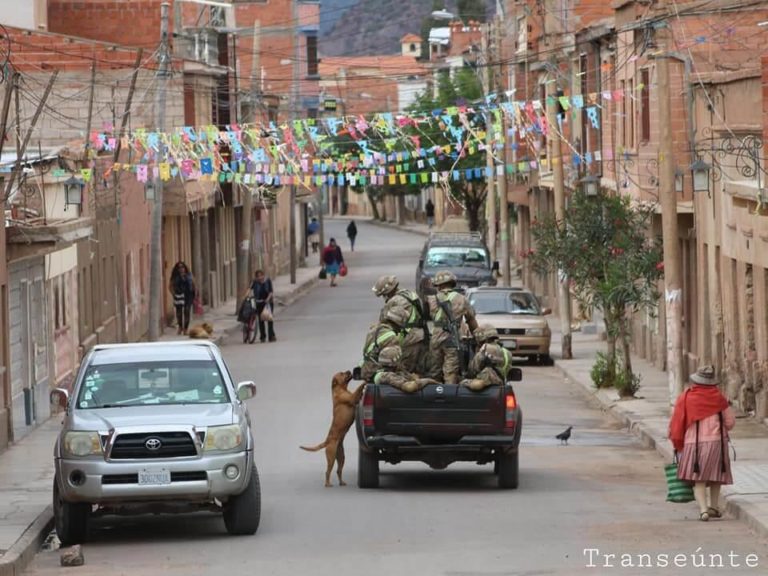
[368,218,430,237]
[0,266,318,576]
[551,327,768,539]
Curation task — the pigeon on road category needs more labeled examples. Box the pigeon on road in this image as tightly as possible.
[556,426,573,445]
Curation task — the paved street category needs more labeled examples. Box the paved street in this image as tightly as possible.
[23,221,768,575]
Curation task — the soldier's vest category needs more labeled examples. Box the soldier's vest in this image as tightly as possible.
[397,289,426,329]
[484,343,512,380]
[433,291,459,328]
[363,325,399,361]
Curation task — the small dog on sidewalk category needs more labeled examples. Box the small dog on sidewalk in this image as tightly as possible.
[188,322,214,339]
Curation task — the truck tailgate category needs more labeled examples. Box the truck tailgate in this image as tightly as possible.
[373,383,505,439]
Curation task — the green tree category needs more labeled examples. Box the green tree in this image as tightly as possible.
[408,68,489,231]
[457,0,487,22]
[528,191,663,396]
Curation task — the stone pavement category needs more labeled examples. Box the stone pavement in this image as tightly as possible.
[0,266,318,576]
[550,325,768,539]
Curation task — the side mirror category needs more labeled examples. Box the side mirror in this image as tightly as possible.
[508,368,523,382]
[236,381,257,401]
[418,259,424,269]
[492,261,500,271]
[541,308,552,316]
[352,366,363,381]
[51,388,70,410]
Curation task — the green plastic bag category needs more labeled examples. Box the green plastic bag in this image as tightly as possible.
[665,462,694,503]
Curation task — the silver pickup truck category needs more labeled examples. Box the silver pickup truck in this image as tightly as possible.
[50,341,260,545]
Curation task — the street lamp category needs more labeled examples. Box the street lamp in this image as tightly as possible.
[145,180,156,201]
[431,9,455,20]
[580,174,600,197]
[690,158,711,193]
[63,176,85,209]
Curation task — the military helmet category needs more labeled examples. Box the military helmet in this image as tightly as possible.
[474,324,500,344]
[378,345,402,368]
[432,270,457,287]
[384,305,409,328]
[372,274,399,297]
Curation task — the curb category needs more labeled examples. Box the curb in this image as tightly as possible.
[553,359,768,540]
[367,219,430,237]
[0,506,54,576]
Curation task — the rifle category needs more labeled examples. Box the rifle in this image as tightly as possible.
[436,295,469,376]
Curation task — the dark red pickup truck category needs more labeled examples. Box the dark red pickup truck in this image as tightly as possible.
[354,369,523,490]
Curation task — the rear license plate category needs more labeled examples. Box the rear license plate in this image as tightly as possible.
[138,469,171,486]
[502,339,517,350]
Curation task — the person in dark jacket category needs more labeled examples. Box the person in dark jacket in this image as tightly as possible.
[250,269,276,342]
[169,261,196,335]
[346,220,358,251]
[425,199,435,228]
[322,238,344,287]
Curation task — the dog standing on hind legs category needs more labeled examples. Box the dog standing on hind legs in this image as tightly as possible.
[300,371,365,487]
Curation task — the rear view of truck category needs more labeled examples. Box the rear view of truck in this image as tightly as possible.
[355,375,522,489]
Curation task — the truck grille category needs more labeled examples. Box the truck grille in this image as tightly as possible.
[102,471,207,485]
[110,432,197,459]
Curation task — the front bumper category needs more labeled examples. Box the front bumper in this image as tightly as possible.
[499,335,550,355]
[55,450,252,503]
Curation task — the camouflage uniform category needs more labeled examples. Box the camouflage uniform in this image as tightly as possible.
[373,346,438,394]
[462,324,513,391]
[372,276,429,375]
[359,322,401,381]
[427,271,479,384]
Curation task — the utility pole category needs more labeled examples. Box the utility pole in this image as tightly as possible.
[288,0,299,285]
[656,23,684,403]
[482,29,496,263]
[148,2,171,341]
[238,20,260,294]
[546,77,573,359]
[494,12,510,286]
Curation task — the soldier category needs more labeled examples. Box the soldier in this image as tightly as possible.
[372,275,429,374]
[373,346,439,393]
[461,324,513,391]
[358,321,401,381]
[427,270,479,384]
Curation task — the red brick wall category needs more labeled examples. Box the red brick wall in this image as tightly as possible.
[763,56,768,172]
[48,0,167,49]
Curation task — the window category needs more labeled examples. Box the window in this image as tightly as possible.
[640,69,650,142]
[125,253,133,305]
[620,80,626,148]
[425,247,489,269]
[140,246,146,300]
[53,276,68,330]
[77,360,229,409]
[410,43,416,52]
[306,35,318,77]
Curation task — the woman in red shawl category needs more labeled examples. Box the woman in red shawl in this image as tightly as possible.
[668,365,734,522]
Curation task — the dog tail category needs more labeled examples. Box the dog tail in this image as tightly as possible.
[299,440,329,452]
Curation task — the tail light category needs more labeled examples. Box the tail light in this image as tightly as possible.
[363,387,374,427]
[505,392,517,429]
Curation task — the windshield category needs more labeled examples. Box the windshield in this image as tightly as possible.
[469,291,542,315]
[425,246,489,269]
[76,360,230,409]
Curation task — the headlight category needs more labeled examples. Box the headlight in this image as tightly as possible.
[205,425,243,452]
[526,328,546,336]
[63,431,102,457]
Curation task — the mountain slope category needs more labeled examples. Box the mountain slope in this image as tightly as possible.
[320,0,497,57]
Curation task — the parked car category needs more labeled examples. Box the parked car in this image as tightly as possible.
[355,370,523,489]
[416,232,498,295]
[51,341,260,545]
[466,286,552,364]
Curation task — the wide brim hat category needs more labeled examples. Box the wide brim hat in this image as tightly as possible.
[690,365,720,386]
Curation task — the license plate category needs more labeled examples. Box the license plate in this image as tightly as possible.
[138,469,171,486]
[503,339,517,350]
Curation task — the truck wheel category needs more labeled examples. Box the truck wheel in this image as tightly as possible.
[223,465,261,535]
[497,451,519,489]
[54,479,89,546]
[357,448,379,489]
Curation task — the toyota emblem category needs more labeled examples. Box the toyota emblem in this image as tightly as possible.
[436,386,444,394]
[145,437,162,451]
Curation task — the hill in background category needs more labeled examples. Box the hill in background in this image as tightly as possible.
[320,0,496,57]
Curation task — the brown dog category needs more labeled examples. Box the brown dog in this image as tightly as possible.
[300,371,365,487]
[188,322,214,339]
